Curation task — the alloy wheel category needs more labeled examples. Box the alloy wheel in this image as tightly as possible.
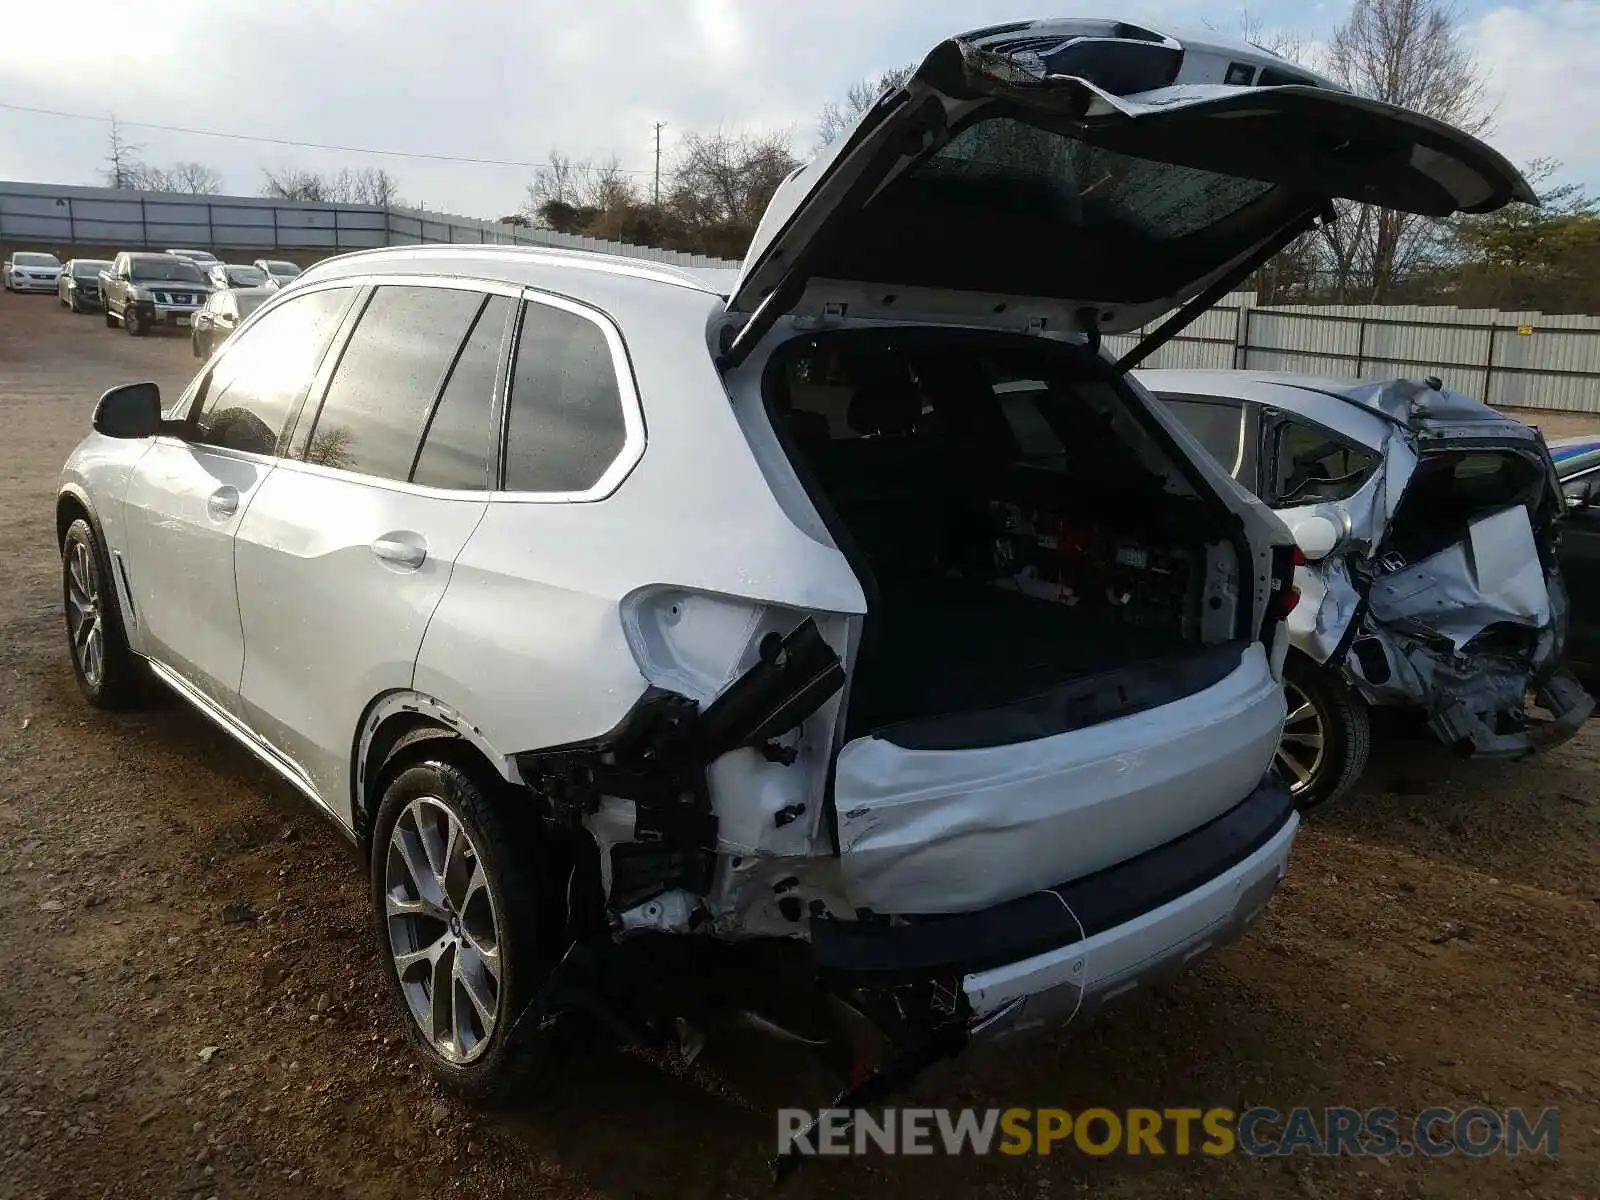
[65,540,105,689]
[1275,679,1326,797]
[384,796,503,1064]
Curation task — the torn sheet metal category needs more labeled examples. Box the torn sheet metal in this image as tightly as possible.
[1288,552,1363,664]
[1367,506,1552,649]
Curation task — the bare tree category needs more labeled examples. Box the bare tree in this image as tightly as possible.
[102,117,147,191]
[167,161,223,195]
[668,129,799,257]
[816,65,915,149]
[261,166,334,202]
[1224,6,1310,62]
[1318,0,1493,300]
[260,166,403,206]
[342,167,402,206]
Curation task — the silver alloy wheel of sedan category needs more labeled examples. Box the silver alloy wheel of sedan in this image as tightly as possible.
[1275,679,1327,797]
[384,796,503,1064]
[65,539,105,689]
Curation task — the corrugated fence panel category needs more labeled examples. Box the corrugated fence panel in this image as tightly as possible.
[1247,310,1362,361]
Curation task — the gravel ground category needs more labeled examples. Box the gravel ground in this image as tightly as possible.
[1,286,1596,1200]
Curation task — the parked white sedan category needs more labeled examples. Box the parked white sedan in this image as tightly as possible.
[3,251,62,293]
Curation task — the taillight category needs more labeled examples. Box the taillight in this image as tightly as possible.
[1267,544,1304,621]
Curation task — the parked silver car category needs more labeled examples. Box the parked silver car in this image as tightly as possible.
[58,258,112,312]
[253,258,303,287]
[55,20,1531,1109]
[1145,370,1594,806]
[207,263,275,291]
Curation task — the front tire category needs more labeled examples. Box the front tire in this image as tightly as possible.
[1276,654,1371,812]
[371,757,555,1103]
[125,306,147,336]
[61,518,147,710]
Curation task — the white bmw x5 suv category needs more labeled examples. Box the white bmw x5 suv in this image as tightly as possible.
[56,21,1531,1110]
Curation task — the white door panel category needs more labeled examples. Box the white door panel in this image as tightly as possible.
[121,440,273,711]
[233,463,488,822]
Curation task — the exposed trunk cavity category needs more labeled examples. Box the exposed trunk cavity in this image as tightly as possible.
[764,328,1247,749]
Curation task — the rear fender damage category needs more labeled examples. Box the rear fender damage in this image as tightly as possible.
[508,616,978,1139]
[513,615,847,928]
[1342,505,1593,751]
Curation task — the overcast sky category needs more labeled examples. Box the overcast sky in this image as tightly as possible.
[1,0,1595,223]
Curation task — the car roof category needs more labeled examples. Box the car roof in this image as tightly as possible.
[1136,367,1539,446]
[294,243,732,300]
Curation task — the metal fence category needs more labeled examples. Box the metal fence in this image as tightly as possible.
[0,180,741,270]
[1105,293,1600,414]
[8,180,1600,411]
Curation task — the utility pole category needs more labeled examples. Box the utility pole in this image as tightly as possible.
[653,121,666,208]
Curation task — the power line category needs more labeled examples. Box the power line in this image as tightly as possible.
[0,99,657,174]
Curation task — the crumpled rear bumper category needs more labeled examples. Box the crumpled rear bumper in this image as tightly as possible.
[810,777,1298,1042]
[1429,665,1593,758]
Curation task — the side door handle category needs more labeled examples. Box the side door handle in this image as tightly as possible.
[207,486,239,521]
[372,532,428,570]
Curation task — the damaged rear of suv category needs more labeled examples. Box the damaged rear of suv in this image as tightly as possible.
[1145,370,1594,806]
[56,18,1542,1150]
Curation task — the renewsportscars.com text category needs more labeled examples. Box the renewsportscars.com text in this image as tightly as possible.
[776,1106,1559,1159]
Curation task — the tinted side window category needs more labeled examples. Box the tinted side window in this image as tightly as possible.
[193,287,352,455]
[304,285,486,480]
[1270,419,1379,506]
[503,301,627,493]
[412,295,509,490]
[1161,395,1247,476]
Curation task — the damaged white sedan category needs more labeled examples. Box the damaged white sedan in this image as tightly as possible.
[1145,370,1594,806]
[56,19,1539,1139]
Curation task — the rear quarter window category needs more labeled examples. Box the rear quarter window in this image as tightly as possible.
[1269,417,1378,506]
[501,299,630,494]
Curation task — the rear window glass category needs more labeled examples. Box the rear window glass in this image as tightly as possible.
[807,113,1291,303]
[916,118,1273,240]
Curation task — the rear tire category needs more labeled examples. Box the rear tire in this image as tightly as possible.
[1277,654,1370,812]
[370,756,560,1104]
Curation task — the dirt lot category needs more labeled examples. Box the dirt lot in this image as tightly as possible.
[1,286,1597,1200]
